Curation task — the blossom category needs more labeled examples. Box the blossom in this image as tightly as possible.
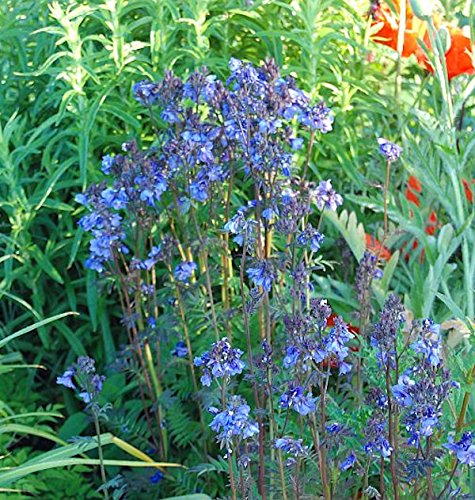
[174,261,197,282]
[371,294,405,368]
[194,338,245,386]
[340,452,356,471]
[274,437,307,457]
[444,433,475,467]
[364,415,393,458]
[392,364,456,447]
[365,234,391,261]
[57,356,105,405]
[209,396,258,453]
[378,138,401,162]
[370,1,474,80]
[410,319,442,366]
[133,80,160,106]
[149,470,164,484]
[171,341,188,358]
[297,224,324,252]
[101,154,115,175]
[56,368,76,389]
[279,386,316,416]
[246,260,276,292]
[315,179,343,211]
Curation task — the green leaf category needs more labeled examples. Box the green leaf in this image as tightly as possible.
[0,312,78,348]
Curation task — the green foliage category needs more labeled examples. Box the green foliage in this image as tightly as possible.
[0,0,474,497]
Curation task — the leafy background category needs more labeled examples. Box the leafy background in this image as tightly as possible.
[0,0,473,497]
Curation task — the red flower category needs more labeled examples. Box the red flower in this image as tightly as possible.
[326,313,360,335]
[365,233,392,261]
[463,178,474,204]
[405,175,422,207]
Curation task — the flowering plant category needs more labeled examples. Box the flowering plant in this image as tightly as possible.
[65,58,473,498]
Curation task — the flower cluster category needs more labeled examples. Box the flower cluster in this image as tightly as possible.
[391,322,456,447]
[282,307,354,375]
[377,137,402,162]
[209,396,259,454]
[279,385,316,416]
[444,432,475,467]
[370,294,405,368]
[57,356,105,405]
[194,338,245,386]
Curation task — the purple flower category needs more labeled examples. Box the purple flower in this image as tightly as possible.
[58,357,105,405]
[149,470,164,484]
[209,396,258,453]
[101,154,114,175]
[411,319,442,366]
[326,423,344,435]
[378,138,402,162]
[392,374,416,407]
[297,224,324,252]
[283,345,301,369]
[315,180,343,211]
[143,245,162,271]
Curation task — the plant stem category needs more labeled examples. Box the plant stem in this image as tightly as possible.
[385,364,399,499]
[383,159,391,239]
[93,412,109,500]
[456,364,475,433]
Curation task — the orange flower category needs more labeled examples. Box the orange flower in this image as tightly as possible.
[365,233,392,261]
[370,1,474,79]
[370,0,422,57]
[417,27,475,80]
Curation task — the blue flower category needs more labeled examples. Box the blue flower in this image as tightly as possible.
[194,338,245,386]
[209,396,258,453]
[174,261,197,282]
[392,374,415,407]
[326,423,344,435]
[290,137,304,150]
[171,341,188,358]
[247,260,275,292]
[340,452,356,471]
[279,386,316,416]
[411,319,442,366]
[378,138,402,162]
[56,368,76,389]
[143,245,162,270]
[190,179,209,202]
[149,470,164,484]
[58,357,105,406]
[133,80,160,106]
[283,345,301,369]
[75,193,89,206]
[297,224,324,252]
[274,437,307,457]
[444,433,475,467]
[101,154,114,175]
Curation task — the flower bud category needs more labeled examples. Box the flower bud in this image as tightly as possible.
[409,0,434,20]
